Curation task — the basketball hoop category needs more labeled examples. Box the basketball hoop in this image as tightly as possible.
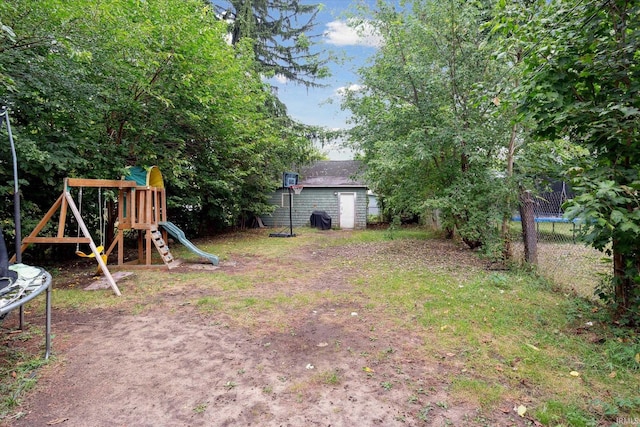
[290,184,303,195]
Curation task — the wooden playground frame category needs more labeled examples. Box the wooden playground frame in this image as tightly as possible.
[12,174,171,296]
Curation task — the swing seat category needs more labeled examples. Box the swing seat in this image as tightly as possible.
[75,247,108,275]
[75,246,104,258]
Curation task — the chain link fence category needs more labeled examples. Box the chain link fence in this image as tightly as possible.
[509,219,611,300]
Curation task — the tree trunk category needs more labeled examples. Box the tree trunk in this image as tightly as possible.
[501,121,519,261]
[519,190,537,265]
[612,239,640,321]
[501,218,512,261]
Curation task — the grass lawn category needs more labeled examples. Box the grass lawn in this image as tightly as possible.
[1,227,638,426]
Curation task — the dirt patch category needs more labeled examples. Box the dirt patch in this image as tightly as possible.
[2,234,528,426]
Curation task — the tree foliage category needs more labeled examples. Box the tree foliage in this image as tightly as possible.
[343,0,515,255]
[0,0,318,242]
[210,0,331,88]
[519,0,640,322]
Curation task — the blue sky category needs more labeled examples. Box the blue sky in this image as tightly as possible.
[267,0,384,159]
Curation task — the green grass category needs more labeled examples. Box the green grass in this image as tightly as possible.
[50,288,123,310]
[2,226,638,425]
[0,327,50,418]
[350,253,640,425]
[195,296,222,313]
[450,378,505,409]
[317,369,342,386]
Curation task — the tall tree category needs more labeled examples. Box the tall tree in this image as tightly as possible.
[211,0,330,88]
[0,0,319,242]
[521,0,640,322]
[343,0,514,256]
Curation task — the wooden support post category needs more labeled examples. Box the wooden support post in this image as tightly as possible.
[10,194,64,262]
[145,229,152,266]
[63,191,121,296]
[104,231,122,265]
[137,231,144,265]
[145,189,153,226]
[117,230,124,265]
[160,189,167,222]
[57,194,68,238]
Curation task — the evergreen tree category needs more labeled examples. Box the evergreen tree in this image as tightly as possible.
[211,0,330,87]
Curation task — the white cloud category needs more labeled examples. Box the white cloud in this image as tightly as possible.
[262,73,288,85]
[273,74,288,84]
[324,19,382,48]
[336,84,365,96]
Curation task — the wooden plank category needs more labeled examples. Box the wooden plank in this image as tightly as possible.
[32,194,64,236]
[23,237,90,244]
[118,189,132,228]
[57,196,68,238]
[145,229,152,266]
[65,178,137,188]
[120,261,169,269]
[137,231,144,264]
[145,190,153,226]
[160,189,167,222]
[104,232,123,265]
[134,190,146,227]
[116,231,124,265]
[11,193,65,262]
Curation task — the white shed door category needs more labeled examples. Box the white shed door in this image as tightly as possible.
[339,193,356,229]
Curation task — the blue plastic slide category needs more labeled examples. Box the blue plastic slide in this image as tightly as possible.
[159,221,219,265]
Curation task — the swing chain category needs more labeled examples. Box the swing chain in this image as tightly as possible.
[75,187,106,254]
[76,187,83,252]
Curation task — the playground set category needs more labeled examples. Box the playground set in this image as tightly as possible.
[11,166,218,296]
[2,107,217,359]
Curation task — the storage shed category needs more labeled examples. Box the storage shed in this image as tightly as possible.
[261,160,368,230]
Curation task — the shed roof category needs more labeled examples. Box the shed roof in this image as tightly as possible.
[298,160,366,187]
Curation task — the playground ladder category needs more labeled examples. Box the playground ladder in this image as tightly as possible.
[150,227,178,269]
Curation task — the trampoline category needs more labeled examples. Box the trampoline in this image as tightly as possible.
[1,265,52,359]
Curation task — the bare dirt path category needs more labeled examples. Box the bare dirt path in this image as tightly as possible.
[3,233,528,426]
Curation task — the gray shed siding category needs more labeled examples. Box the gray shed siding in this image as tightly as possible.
[261,187,368,229]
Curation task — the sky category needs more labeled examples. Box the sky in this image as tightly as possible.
[267,0,384,160]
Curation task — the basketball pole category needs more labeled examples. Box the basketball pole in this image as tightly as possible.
[269,172,299,238]
[288,186,293,237]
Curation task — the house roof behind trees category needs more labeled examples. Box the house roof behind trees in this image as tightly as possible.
[299,160,366,187]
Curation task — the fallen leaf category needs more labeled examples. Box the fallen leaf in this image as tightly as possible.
[635,353,640,364]
[517,405,527,417]
[362,367,374,373]
[608,371,617,378]
[526,343,540,351]
[46,419,69,425]
[570,371,580,377]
